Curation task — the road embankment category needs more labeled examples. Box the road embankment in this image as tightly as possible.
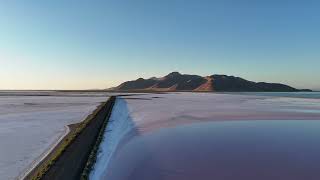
[24,96,116,180]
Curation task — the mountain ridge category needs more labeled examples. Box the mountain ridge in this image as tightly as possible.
[112,72,312,92]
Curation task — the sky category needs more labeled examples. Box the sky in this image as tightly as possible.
[0,0,319,90]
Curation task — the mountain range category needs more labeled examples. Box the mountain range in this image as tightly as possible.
[112,72,311,92]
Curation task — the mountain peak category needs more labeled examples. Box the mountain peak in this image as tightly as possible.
[165,72,182,78]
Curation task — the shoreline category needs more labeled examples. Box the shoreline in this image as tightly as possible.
[17,125,71,180]
[23,97,116,180]
[21,101,108,180]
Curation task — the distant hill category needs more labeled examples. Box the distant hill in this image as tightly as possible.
[112,72,311,92]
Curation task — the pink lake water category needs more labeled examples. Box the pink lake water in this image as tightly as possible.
[104,120,320,180]
[91,92,320,180]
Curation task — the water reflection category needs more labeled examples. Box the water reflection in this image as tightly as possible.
[103,120,320,180]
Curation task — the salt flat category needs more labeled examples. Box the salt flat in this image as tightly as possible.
[0,92,109,180]
[90,92,320,180]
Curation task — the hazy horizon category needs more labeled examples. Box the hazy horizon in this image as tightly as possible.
[0,71,320,91]
[1,1,320,90]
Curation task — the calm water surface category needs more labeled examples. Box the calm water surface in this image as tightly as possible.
[104,120,320,180]
[229,92,320,99]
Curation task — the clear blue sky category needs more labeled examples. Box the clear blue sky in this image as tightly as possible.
[1,0,319,90]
